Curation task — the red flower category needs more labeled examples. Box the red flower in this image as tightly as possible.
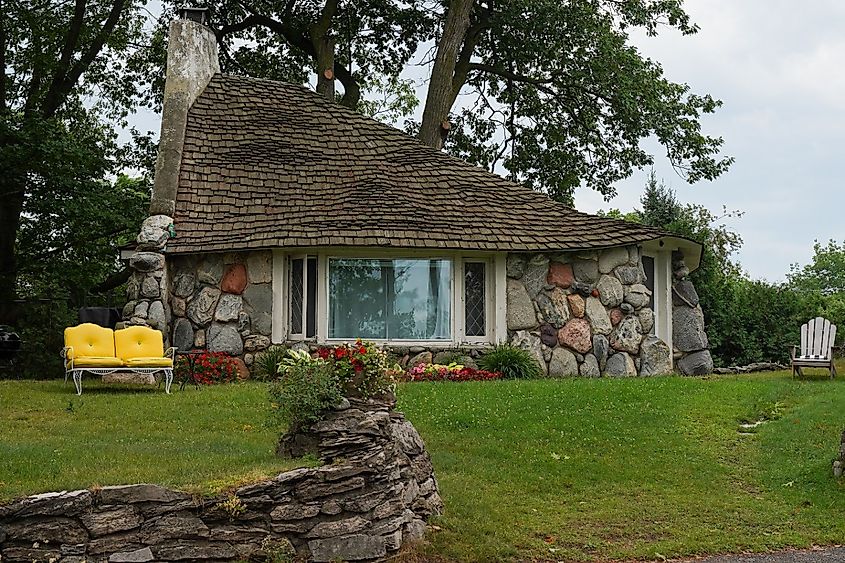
[317,347,331,360]
[335,347,348,359]
[358,346,367,355]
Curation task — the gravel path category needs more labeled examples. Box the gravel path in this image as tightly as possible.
[672,547,845,563]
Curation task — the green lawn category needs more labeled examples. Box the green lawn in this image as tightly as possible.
[0,380,307,501]
[397,365,845,562]
[3,368,844,562]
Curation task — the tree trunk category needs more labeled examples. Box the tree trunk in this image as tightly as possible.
[313,36,336,100]
[0,176,25,303]
[418,0,475,149]
[310,0,338,101]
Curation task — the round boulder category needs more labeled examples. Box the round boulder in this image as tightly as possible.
[639,336,672,376]
[548,347,578,377]
[605,352,636,377]
[207,323,244,355]
[677,350,714,375]
[596,275,623,308]
[609,315,643,354]
[507,279,537,330]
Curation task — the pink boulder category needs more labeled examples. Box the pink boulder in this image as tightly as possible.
[547,262,575,288]
[558,318,592,354]
[221,264,247,294]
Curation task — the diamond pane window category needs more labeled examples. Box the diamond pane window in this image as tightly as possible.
[464,261,486,337]
[289,258,304,334]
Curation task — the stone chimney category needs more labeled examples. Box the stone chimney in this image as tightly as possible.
[123,10,219,346]
[149,9,220,216]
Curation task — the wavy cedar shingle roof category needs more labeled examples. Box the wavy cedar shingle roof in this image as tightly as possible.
[168,73,671,255]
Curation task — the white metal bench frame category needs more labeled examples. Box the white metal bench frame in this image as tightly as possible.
[61,346,177,395]
[790,317,837,379]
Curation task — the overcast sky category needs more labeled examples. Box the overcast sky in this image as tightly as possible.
[132,0,843,282]
[575,0,845,282]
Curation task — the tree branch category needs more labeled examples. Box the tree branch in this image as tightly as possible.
[233,0,360,107]
[466,62,553,89]
[450,6,491,106]
[91,266,132,294]
[310,0,338,99]
[42,0,127,118]
[42,0,87,116]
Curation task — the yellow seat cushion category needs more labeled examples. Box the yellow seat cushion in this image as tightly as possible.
[64,324,116,360]
[125,357,174,368]
[115,326,166,362]
[71,356,126,368]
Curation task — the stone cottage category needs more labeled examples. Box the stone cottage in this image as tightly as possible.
[124,10,714,377]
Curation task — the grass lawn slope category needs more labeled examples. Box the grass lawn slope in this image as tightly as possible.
[0,380,306,502]
[398,367,845,562]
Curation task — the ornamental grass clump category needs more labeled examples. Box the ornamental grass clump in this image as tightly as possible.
[252,345,288,381]
[478,343,543,379]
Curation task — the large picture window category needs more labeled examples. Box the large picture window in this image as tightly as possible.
[328,258,452,340]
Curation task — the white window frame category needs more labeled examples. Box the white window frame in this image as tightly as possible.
[458,258,492,343]
[287,254,308,341]
[642,245,673,353]
[273,249,503,346]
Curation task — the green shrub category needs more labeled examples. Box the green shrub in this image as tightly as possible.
[268,355,341,430]
[252,345,288,381]
[478,344,543,379]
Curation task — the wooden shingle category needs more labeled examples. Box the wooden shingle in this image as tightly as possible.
[168,74,673,255]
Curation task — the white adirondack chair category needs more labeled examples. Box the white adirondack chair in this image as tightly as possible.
[791,317,837,378]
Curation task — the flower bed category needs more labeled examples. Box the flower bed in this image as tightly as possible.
[175,351,240,385]
[405,362,503,382]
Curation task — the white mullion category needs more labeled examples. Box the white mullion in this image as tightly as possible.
[271,250,285,344]
[316,254,328,343]
[494,253,507,344]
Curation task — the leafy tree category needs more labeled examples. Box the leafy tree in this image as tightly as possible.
[1,0,149,302]
[787,240,845,324]
[17,174,149,300]
[788,240,845,295]
[149,0,732,205]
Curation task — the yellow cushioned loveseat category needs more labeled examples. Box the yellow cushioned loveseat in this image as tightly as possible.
[62,323,176,395]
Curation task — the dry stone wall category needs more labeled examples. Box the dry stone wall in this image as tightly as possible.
[0,399,441,562]
[505,246,673,377]
[167,250,274,370]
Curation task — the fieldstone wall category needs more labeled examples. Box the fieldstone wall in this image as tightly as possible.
[0,399,441,562]
[670,251,714,375]
[167,250,274,372]
[505,246,672,377]
[124,215,174,345]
